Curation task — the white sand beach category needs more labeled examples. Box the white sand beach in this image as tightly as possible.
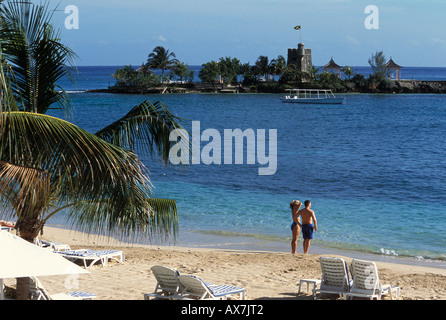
[6,226,445,301]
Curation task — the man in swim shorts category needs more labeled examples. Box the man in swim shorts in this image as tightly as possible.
[296,200,318,254]
[301,224,314,240]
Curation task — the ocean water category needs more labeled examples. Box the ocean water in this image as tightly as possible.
[48,66,446,266]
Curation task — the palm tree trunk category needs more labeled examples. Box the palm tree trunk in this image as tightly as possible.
[16,217,43,241]
[15,216,44,300]
[16,278,30,300]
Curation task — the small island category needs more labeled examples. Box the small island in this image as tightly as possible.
[88,46,446,95]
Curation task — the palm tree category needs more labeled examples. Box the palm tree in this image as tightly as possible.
[171,61,191,83]
[0,100,183,242]
[307,65,320,81]
[343,65,353,80]
[270,55,286,80]
[0,0,76,114]
[218,57,240,84]
[0,45,16,110]
[112,65,140,87]
[198,61,220,84]
[255,56,270,81]
[146,46,179,82]
[0,99,185,299]
[1,1,188,299]
[279,64,306,83]
[1,1,184,240]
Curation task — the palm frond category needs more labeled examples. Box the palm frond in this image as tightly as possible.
[147,198,178,240]
[0,111,178,239]
[0,45,19,112]
[67,197,178,243]
[0,160,50,222]
[95,99,190,164]
[0,0,76,114]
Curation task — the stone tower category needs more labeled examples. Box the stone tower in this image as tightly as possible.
[287,42,312,73]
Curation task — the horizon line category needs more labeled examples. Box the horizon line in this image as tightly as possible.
[72,64,446,69]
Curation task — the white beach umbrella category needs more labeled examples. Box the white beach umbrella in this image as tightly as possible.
[0,231,89,299]
[0,231,89,279]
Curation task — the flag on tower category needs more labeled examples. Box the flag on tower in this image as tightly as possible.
[294,25,301,30]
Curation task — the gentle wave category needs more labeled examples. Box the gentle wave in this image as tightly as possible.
[194,229,289,242]
[193,229,446,261]
[65,90,86,94]
[314,240,446,261]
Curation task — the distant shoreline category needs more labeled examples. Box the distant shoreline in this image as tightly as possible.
[86,79,446,95]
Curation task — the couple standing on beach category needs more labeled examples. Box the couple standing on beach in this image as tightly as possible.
[290,200,317,254]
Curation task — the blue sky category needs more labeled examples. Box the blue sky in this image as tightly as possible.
[51,0,446,67]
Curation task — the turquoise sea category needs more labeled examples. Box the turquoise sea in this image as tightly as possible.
[49,66,446,268]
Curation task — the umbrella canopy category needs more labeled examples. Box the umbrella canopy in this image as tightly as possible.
[0,231,89,279]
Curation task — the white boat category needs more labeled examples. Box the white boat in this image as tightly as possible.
[281,89,345,104]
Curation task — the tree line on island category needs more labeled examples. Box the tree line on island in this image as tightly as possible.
[112,46,408,93]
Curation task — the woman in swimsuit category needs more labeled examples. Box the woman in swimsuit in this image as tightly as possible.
[290,200,302,254]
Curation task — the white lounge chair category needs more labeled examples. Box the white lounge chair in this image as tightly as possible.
[58,249,104,268]
[58,249,124,268]
[313,257,352,299]
[0,226,13,233]
[92,249,125,266]
[176,275,245,300]
[345,259,400,300]
[35,238,71,252]
[29,277,96,300]
[144,265,183,300]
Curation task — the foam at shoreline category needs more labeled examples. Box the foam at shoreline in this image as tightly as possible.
[45,224,446,270]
